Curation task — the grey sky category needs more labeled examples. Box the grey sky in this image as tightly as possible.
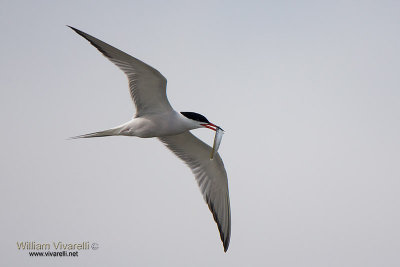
[1,1,399,266]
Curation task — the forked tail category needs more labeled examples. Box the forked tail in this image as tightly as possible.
[70,127,122,139]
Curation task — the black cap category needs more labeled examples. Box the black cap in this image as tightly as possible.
[180,112,210,123]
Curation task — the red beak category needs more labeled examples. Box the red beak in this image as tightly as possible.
[201,123,217,131]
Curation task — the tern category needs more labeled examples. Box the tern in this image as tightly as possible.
[68,26,231,252]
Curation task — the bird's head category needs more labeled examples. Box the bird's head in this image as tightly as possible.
[180,112,218,131]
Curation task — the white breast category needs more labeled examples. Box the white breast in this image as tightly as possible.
[120,111,199,138]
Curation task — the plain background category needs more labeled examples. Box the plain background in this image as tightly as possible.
[1,1,399,266]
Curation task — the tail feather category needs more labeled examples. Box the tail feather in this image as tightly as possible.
[70,127,121,139]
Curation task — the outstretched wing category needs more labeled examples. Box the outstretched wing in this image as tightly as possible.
[159,131,231,252]
[68,26,173,116]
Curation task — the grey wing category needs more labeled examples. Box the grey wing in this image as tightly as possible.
[159,131,231,252]
[68,26,173,116]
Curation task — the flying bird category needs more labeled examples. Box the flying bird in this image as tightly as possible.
[68,26,231,252]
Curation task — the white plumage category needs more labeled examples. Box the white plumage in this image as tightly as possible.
[69,26,231,251]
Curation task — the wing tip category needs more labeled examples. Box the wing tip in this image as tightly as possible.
[67,25,81,35]
[222,227,231,252]
[206,195,231,252]
[224,245,229,253]
[67,25,112,58]
[223,238,230,252]
[67,25,90,42]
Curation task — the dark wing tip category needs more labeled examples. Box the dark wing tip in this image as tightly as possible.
[67,25,81,35]
[206,196,231,252]
[67,26,111,58]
